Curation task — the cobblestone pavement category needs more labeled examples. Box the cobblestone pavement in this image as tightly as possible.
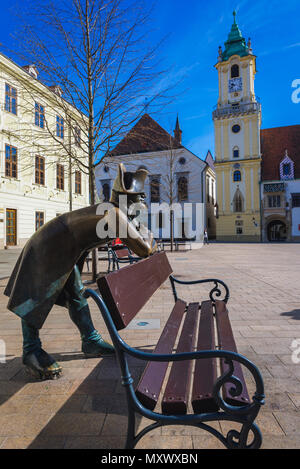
[0,248,20,279]
[0,243,299,449]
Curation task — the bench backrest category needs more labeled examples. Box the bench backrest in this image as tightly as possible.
[97,252,173,330]
[113,248,130,259]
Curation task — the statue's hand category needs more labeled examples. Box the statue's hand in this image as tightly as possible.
[148,233,157,255]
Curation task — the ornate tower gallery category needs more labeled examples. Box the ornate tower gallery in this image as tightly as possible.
[213,12,261,241]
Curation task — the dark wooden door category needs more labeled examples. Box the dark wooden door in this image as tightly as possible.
[6,209,17,246]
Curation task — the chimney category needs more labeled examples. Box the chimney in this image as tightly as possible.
[49,85,63,97]
[23,64,38,79]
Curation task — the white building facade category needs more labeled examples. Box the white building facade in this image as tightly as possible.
[96,114,214,243]
[0,53,89,248]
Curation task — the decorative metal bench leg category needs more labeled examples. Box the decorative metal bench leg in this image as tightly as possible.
[226,421,262,449]
[125,407,136,449]
[240,421,262,449]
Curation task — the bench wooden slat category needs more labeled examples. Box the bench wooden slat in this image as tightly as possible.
[214,300,250,407]
[162,302,199,415]
[192,301,219,413]
[114,248,130,259]
[97,252,172,330]
[135,299,186,410]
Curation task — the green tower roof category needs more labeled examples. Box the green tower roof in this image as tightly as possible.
[222,11,249,61]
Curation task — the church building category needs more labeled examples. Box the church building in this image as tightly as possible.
[96,114,216,243]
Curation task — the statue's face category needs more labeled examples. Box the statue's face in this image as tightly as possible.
[127,193,148,221]
[110,190,148,224]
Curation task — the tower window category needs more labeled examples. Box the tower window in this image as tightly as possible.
[233,170,241,182]
[232,124,241,133]
[233,147,239,158]
[233,190,244,213]
[231,64,239,78]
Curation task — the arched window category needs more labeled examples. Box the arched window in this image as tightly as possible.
[231,64,239,78]
[233,189,244,212]
[233,170,241,182]
[178,176,188,201]
[233,189,244,213]
[150,178,160,203]
[233,147,239,158]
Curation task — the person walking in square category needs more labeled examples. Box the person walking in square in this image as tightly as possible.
[204,227,209,245]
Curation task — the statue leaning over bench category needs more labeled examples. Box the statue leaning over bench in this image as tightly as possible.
[4,163,157,380]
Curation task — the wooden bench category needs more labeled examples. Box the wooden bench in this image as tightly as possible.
[161,241,192,251]
[85,247,109,272]
[84,252,265,449]
[107,246,142,272]
[174,240,192,251]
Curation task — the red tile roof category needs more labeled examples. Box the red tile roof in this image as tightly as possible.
[108,114,183,156]
[261,125,300,180]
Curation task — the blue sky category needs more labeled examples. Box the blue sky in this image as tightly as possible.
[1,0,299,160]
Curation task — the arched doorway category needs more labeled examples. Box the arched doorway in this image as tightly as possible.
[267,220,287,242]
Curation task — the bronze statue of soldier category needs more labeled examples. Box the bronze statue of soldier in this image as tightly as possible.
[4,164,156,380]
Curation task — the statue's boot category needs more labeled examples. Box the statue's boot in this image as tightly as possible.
[68,303,115,358]
[21,320,62,380]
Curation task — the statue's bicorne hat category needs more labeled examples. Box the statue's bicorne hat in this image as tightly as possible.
[110,163,148,204]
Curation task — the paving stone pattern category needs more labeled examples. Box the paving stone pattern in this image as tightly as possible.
[0,243,299,449]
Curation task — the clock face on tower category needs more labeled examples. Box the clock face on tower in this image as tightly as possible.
[228,77,243,93]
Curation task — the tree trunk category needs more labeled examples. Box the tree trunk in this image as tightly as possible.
[170,209,174,252]
[86,2,97,283]
[89,161,98,283]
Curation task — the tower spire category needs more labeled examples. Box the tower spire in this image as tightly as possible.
[174,115,182,145]
[220,10,250,61]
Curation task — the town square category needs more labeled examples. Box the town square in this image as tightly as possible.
[0,0,300,453]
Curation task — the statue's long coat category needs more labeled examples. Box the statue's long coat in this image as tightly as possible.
[4,204,154,329]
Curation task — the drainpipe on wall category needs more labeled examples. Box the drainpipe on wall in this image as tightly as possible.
[68,123,73,212]
[259,181,263,242]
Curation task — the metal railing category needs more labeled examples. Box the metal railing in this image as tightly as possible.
[213,101,261,119]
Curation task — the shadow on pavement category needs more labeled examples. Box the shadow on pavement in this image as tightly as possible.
[0,349,146,449]
[280,309,300,321]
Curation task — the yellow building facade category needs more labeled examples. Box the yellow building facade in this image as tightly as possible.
[213,12,261,241]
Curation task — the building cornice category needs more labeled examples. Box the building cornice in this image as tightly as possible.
[0,52,88,122]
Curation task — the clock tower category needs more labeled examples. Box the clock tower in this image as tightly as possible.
[213,11,262,241]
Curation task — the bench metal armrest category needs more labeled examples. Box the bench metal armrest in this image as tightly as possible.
[169,275,230,304]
